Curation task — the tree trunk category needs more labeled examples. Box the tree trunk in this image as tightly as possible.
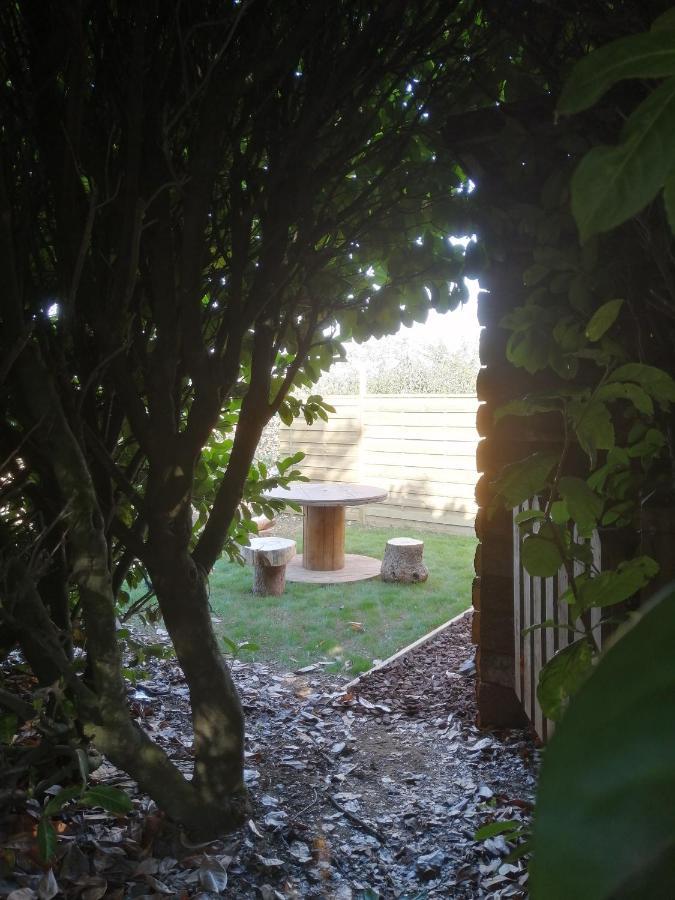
[150,548,248,830]
[39,541,73,660]
[9,351,246,839]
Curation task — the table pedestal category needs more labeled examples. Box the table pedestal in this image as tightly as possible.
[303,506,345,570]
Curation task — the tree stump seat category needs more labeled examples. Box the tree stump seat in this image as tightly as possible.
[240,537,296,596]
[380,537,428,584]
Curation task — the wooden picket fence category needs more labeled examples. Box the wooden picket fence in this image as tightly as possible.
[513,499,602,741]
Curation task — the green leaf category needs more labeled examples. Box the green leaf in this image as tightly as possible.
[506,329,551,373]
[585,299,623,341]
[0,712,18,744]
[81,785,133,815]
[652,8,675,31]
[558,476,603,538]
[596,382,654,415]
[522,264,549,286]
[578,556,659,611]
[491,451,559,511]
[537,638,594,722]
[571,77,675,241]
[627,426,666,459]
[521,534,564,578]
[495,397,561,421]
[278,403,293,427]
[607,363,675,406]
[530,587,675,899]
[475,820,522,841]
[514,509,546,525]
[664,170,675,235]
[75,747,90,787]
[44,785,84,816]
[505,839,533,864]
[37,817,58,862]
[568,398,614,461]
[558,29,675,115]
[550,499,569,525]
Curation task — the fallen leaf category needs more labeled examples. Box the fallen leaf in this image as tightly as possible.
[255,854,284,868]
[289,840,312,863]
[247,818,263,838]
[134,857,160,876]
[143,874,174,894]
[59,842,90,882]
[197,856,229,893]
[79,879,108,900]
[37,869,58,900]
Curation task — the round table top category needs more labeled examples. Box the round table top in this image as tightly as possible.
[265,481,387,508]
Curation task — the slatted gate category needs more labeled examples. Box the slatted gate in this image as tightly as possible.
[513,499,602,741]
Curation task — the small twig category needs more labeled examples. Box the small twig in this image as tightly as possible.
[69,181,99,310]
[27,501,72,574]
[0,325,34,386]
[77,344,129,413]
[0,687,35,721]
[328,794,385,844]
[165,0,255,134]
[0,416,44,474]
[294,787,319,819]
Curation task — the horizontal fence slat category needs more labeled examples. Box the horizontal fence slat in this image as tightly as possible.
[363,394,479,411]
[362,451,476,469]
[362,437,478,454]
[363,412,479,428]
[363,505,475,528]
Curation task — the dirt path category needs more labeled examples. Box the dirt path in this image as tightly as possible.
[1,615,537,899]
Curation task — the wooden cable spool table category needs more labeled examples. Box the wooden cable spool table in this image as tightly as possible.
[264,482,388,584]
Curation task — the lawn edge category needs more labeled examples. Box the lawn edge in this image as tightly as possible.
[343,606,472,690]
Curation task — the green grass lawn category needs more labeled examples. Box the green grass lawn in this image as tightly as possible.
[209,522,476,675]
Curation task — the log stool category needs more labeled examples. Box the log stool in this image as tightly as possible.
[381,537,428,584]
[241,537,296,596]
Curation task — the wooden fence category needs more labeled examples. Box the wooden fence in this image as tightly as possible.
[514,499,602,741]
[278,393,479,535]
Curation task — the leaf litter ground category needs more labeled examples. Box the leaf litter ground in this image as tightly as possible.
[1,614,537,899]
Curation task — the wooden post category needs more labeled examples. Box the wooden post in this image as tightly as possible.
[357,367,367,526]
[303,506,345,570]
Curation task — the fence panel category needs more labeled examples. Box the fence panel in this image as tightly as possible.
[514,500,602,741]
[279,393,480,534]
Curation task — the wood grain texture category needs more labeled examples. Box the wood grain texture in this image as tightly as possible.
[303,505,345,571]
[285,553,381,584]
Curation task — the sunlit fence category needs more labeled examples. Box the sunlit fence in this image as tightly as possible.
[514,499,602,741]
[278,394,479,535]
